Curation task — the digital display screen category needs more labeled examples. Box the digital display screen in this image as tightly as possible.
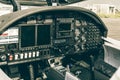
[20,25,35,48]
[20,24,51,49]
[57,23,72,38]
[37,25,51,45]
[59,23,71,31]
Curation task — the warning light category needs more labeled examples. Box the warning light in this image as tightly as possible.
[9,55,13,61]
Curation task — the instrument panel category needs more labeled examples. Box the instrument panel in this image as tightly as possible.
[0,7,107,66]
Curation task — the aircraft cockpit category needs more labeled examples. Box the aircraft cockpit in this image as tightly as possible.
[0,1,118,80]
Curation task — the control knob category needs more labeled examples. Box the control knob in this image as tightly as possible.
[0,54,7,61]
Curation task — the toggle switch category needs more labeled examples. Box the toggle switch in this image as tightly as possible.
[24,53,28,59]
[36,51,40,57]
[15,54,18,60]
[20,53,24,59]
[32,52,36,57]
[28,52,32,58]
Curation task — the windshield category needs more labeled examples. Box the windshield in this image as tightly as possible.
[0,0,84,6]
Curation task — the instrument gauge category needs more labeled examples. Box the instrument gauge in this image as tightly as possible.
[75,28,81,37]
[36,15,44,23]
[81,44,85,50]
[75,20,81,26]
[81,27,85,32]
[81,27,87,34]
[75,36,79,41]
[81,35,86,44]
